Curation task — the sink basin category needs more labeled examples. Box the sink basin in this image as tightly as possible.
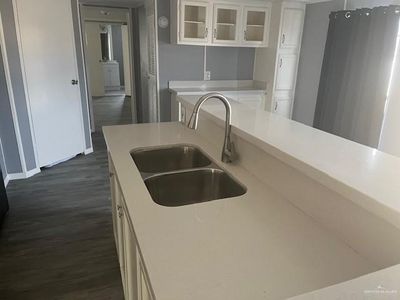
[131,144,212,174]
[144,168,246,207]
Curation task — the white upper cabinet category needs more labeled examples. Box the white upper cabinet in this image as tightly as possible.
[242,6,270,46]
[213,4,241,44]
[280,7,304,49]
[180,0,212,44]
[171,0,271,47]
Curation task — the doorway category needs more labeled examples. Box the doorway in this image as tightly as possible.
[80,5,135,132]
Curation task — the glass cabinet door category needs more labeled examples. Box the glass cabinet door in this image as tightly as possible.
[243,7,269,45]
[180,1,210,43]
[213,4,240,44]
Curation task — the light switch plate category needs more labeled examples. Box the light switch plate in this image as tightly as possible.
[204,71,211,81]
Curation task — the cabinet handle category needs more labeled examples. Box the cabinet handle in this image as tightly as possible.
[244,30,247,41]
[275,102,278,111]
[204,27,208,38]
[213,28,217,38]
[71,79,79,85]
[279,58,283,68]
[282,33,286,44]
[109,172,114,178]
[118,210,123,218]
[117,205,122,211]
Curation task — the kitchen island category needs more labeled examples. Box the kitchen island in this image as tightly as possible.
[103,96,400,300]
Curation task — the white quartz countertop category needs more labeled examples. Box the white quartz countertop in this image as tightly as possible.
[169,86,265,95]
[168,80,265,95]
[103,123,382,300]
[178,95,400,231]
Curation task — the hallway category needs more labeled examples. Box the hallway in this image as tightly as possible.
[93,95,133,132]
[0,133,125,296]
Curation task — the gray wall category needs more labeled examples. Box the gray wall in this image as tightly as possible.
[0,0,37,171]
[111,25,124,85]
[71,0,92,148]
[0,45,21,175]
[0,139,6,180]
[157,0,255,122]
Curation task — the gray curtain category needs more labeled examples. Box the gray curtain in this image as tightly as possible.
[313,6,400,148]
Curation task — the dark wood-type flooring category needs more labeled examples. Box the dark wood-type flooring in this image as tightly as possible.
[0,95,132,299]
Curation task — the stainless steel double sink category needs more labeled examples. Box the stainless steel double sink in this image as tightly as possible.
[131,144,246,207]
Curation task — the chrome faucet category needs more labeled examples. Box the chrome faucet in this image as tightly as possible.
[187,93,236,163]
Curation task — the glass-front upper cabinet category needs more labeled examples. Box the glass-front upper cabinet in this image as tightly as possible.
[212,4,241,44]
[180,0,211,43]
[242,6,270,46]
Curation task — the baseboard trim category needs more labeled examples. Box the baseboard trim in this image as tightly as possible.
[26,168,41,178]
[7,167,41,183]
[84,147,94,155]
[4,174,10,187]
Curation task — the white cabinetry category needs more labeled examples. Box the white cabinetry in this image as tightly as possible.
[213,4,241,44]
[179,0,211,43]
[242,6,270,46]
[171,0,271,47]
[254,0,304,119]
[275,54,298,90]
[280,7,304,49]
[103,61,121,91]
[109,156,153,300]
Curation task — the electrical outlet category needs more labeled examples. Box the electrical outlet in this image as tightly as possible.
[204,71,211,81]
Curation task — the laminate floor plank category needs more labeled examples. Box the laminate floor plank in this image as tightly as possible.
[0,96,132,299]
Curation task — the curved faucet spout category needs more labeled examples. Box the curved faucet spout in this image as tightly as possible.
[187,93,236,163]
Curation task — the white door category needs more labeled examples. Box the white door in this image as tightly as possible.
[280,7,304,49]
[85,22,105,97]
[15,0,85,167]
[121,25,132,96]
[275,54,298,90]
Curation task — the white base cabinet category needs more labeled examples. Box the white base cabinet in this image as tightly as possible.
[109,155,154,300]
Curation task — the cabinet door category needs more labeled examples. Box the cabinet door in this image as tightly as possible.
[280,7,304,49]
[180,0,211,44]
[212,4,240,44]
[117,194,127,294]
[242,6,270,46]
[123,207,138,300]
[273,97,292,118]
[275,54,298,90]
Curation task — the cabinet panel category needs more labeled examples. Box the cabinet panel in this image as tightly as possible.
[275,54,298,90]
[273,97,292,118]
[123,207,138,300]
[138,254,154,300]
[180,1,211,43]
[213,4,240,44]
[280,7,304,49]
[242,6,270,46]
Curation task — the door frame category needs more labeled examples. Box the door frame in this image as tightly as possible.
[78,3,137,131]
[0,8,41,179]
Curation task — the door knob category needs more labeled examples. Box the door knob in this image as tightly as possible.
[71,79,79,85]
